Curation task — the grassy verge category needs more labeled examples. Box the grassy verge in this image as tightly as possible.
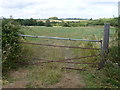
[78,65,119,88]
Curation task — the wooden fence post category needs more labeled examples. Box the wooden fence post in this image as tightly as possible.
[98,23,110,69]
[118,2,120,62]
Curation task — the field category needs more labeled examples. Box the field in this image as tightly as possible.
[3,26,118,88]
[21,26,116,39]
[20,26,116,60]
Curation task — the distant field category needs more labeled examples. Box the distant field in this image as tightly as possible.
[21,26,116,40]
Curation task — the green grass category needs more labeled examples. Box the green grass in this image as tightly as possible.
[20,26,116,68]
[78,66,119,88]
[20,26,117,88]
[21,26,116,40]
[26,63,64,88]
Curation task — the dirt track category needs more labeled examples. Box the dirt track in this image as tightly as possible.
[3,67,86,88]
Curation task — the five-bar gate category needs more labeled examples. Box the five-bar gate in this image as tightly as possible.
[18,24,110,70]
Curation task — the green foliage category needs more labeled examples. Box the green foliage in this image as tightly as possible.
[104,17,120,88]
[49,16,58,20]
[61,21,88,27]
[45,19,52,27]
[24,18,37,26]
[109,46,119,65]
[36,21,45,26]
[51,22,61,26]
[14,17,118,27]
[79,21,88,26]
[61,18,118,27]
[12,26,117,88]
[87,18,118,26]
[104,63,120,88]
[90,18,93,20]
[2,19,23,73]
[14,19,45,26]
[69,23,80,27]
[62,22,70,27]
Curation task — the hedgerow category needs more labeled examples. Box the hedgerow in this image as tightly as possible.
[2,19,23,73]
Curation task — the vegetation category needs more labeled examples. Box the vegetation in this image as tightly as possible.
[0,19,2,87]
[26,63,63,88]
[14,18,45,26]
[20,26,119,88]
[87,18,118,26]
[2,19,23,73]
[103,16,120,88]
[62,22,70,27]
[21,26,116,39]
[45,19,52,27]
[2,16,119,88]
[11,17,118,27]
[49,17,58,20]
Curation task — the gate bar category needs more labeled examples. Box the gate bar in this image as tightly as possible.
[19,42,101,50]
[62,67,86,71]
[18,34,102,42]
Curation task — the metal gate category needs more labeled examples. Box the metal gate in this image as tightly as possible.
[18,24,110,70]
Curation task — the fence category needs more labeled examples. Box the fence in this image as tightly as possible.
[18,23,110,70]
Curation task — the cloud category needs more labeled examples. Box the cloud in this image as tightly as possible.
[0,0,119,19]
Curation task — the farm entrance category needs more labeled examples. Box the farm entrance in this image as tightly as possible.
[19,24,110,71]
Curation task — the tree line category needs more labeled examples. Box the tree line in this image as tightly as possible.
[3,17,118,27]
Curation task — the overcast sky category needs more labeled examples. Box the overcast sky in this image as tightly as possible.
[0,0,119,19]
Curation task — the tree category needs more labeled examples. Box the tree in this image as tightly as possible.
[90,18,93,20]
[10,15,13,19]
[28,18,37,26]
[63,22,70,27]
[49,17,58,20]
[45,19,52,27]
[37,21,45,26]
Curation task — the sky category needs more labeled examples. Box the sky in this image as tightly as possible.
[0,0,119,19]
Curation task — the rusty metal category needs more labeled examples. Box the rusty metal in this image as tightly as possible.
[19,42,101,50]
[18,34,102,71]
[19,54,100,67]
[21,54,100,63]
[62,67,86,71]
[29,61,98,65]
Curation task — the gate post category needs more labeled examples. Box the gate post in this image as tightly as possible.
[98,23,110,69]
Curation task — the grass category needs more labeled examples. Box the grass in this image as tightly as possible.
[26,63,64,88]
[21,26,116,40]
[18,26,117,88]
[78,65,119,88]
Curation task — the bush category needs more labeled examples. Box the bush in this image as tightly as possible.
[2,19,23,73]
[62,22,70,27]
[45,19,52,27]
[87,18,118,26]
[37,21,45,26]
[79,21,88,26]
